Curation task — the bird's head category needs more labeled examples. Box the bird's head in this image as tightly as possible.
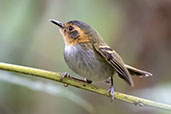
[50,19,102,46]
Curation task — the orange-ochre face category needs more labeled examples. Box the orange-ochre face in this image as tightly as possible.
[60,22,90,46]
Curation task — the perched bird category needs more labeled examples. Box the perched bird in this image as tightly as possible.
[50,19,152,100]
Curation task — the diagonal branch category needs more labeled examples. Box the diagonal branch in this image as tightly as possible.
[0,62,170,111]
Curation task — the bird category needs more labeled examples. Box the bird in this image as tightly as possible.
[49,19,152,100]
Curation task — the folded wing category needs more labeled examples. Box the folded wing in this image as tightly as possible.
[93,44,134,87]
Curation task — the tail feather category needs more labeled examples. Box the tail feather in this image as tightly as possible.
[125,64,152,78]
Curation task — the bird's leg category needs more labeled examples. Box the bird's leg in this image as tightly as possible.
[106,76,114,101]
[72,77,92,84]
[61,72,70,87]
[61,72,70,79]
[83,78,92,84]
[61,72,92,85]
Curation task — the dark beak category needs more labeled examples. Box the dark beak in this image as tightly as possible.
[49,19,64,28]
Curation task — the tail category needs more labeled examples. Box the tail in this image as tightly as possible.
[125,64,152,77]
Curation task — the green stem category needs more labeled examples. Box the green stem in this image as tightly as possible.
[0,62,170,111]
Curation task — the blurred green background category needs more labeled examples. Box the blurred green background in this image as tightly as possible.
[0,0,171,114]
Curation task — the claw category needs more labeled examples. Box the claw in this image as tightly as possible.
[61,72,70,87]
[107,86,114,102]
[106,76,115,102]
[61,72,70,79]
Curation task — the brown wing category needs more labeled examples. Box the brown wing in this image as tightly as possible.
[93,43,134,87]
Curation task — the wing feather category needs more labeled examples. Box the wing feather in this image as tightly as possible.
[93,44,134,86]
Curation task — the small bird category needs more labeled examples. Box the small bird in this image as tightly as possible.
[50,19,152,100]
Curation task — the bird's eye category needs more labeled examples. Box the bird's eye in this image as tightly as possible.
[69,26,74,31]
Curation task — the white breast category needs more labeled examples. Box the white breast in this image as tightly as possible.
[64,44,114,81]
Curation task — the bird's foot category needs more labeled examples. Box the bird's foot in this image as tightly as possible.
[83,78,92,84]
[61,72,70,87]
[107,86,114,102]
[61,72,70,79]
[73,78,92,84]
